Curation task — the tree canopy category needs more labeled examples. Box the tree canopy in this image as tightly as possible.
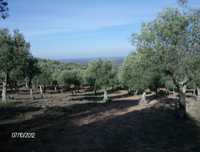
[0,29,31,101]
[121,4,200,115]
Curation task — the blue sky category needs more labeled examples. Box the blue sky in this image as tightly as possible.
[0,0,199,59]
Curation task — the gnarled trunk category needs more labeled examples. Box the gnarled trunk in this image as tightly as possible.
[176,86,187,119]
[25,80,29,89]
[170,74,188,118]
[1,73,8,102]
[140,91,147,104]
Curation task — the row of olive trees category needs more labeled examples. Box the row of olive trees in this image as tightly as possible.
[35,59,119,103]
[1,1,200,110]
[120,2,200,117]
[0,31,119,103]
[84,59,119,102]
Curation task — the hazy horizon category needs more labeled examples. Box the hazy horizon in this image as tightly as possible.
[42,56,125,64]
[0,0,199,59]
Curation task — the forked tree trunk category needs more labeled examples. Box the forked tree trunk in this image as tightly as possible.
[1,73,8,102]
[140,91,147,104]
[170,75,187,118]
[25,80,29,89]
[134,90,138,95]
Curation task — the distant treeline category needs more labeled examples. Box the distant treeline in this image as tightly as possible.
[59,57,124,65]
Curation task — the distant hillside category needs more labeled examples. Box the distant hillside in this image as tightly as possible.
[59,57,125,65]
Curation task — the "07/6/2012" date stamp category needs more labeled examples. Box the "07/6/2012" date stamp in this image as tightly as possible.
[11,132,36,139]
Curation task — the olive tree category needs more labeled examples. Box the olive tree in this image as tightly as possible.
[58,69,82,95]
[133,7,200,116]
[0,29,30,102]
[84,60,102,95]
[23,56,40,99]
[85,59,116,103]
[120,51,162,104]
[36,61,54,97]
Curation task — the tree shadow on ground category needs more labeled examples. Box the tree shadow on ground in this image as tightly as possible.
[0,105,42,122]
[0,98,200,152]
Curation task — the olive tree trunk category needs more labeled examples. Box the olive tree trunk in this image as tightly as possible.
[39,85,44,98]
[30,88,33,99]
[182,85,187,94]
[99,88,108,103]
[2,81,7,102]
[94,85,97,95]
[173,88,176,96]
[1,73,8,102]
[103,88,108,103]
[196,87,200,100]
[139,91,147,105]
[54,86,57,92]
[28,79,33,100]
[25,80,29,89]
[176,85,187,118]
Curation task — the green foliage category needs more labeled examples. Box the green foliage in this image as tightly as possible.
[187,55,200,88]
[120,52,160,93]
[0,29,30,75]
[58,69,82,89]
[85,59,117,91]
[0,29,32,101]
[121,3,200,96]
[36,60,55,86]
[35,59,85,87]
[25,57,40,80]
[132,7,200,93]
[0,29,31,86]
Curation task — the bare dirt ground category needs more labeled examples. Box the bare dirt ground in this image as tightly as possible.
[0,90,200,152]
